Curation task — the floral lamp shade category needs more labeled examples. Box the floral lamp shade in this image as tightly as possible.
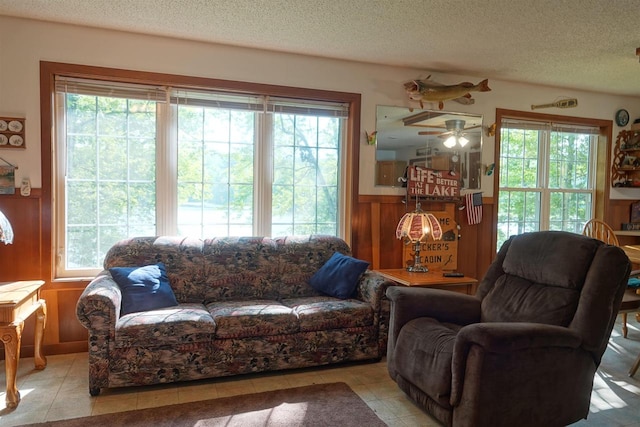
[395,206,442,272]
[395,210,442,242]
[0,209,14,244]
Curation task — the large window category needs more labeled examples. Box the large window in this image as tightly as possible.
[497,117,600,250]
[54,77,351,277]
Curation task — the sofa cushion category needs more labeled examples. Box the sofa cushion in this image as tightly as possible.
[115,303,215,348]
[201,237,281,302]
[309,252,369,299]
[282,296,374,332]
[104,236,205,303]
[109,263,179,315]
[275,235,354,299]
[207,300,299,339]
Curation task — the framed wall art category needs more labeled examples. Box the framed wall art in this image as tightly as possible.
[0,157,16,194]
[0,117,25,149]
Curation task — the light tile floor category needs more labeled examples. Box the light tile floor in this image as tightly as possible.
[0,318,639,427]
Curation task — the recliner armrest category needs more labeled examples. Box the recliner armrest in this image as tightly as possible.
[450,322,583,406]
[386,287,480,361]
[386,286,481,326]
[455,322,582,353]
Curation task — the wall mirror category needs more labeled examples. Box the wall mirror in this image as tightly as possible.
[375,105,483,189]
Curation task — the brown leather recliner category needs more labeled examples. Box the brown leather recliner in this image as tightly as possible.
[386,231,631,427]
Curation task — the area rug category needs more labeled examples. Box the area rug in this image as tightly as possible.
[21,382,387,427]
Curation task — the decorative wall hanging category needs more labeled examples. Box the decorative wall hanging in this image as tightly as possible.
[406,165,459,199]
[365,130,377,145]
[530,98,578,110]
[0,157,17,194]
[615,109,630,127]
[0,117,25,148]
[403,76,491,110]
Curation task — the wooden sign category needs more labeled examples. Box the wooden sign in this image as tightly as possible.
[407,165,459,198]
[403,210,458,270]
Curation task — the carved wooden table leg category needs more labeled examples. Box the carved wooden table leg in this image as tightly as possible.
[0,280,47,409]
[34,300,47,370]
[1,321,24,409]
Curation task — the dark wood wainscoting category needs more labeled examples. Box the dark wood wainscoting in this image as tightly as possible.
[608,198,640,245]
[351,195,496,280]
[0,191,45,282]
[0,191,88,359]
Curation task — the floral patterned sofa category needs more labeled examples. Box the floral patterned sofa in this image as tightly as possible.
[76,235,394,396]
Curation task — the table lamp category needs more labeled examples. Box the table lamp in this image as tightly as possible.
[0,209,14,244]
[395,202,441,272]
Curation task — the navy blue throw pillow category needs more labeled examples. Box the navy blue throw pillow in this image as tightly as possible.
[109,263,178,315]
[309,252,370,299]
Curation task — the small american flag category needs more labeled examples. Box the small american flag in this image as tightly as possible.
[465,192,483,225]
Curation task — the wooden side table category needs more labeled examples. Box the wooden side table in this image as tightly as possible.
[375,269,478,295]
[0,280,47,408]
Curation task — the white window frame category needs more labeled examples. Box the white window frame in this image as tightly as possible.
[53,76,353,279]
[496,117,600,250]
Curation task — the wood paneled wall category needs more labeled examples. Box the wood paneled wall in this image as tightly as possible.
[607,199,640,245]
[350,195,496,279]
[0,191,44,282]
[0,190,89,358]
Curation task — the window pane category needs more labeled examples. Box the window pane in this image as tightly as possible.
[66,94,97,135]
[499,128,540,188]
[130,138,156,181]
[177,106,255,237]
[98,136,127,180]
[497,190,541,250]
[497,118,597,252]
[67,135,97,180]
[99,182,128,223]
[548,131,593,189]
[318,117,340,148]
[64,94,157,270]
[67,226,98,268]
[549,191,592,233]
[272,185,294,225]
[67,181,97,224]
[272,113,340,235]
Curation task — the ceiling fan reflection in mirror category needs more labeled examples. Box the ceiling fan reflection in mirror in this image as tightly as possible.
[418,119,477,148]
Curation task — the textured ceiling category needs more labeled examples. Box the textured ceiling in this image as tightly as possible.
[2,0,640,96]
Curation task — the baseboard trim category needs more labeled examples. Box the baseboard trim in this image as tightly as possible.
[0,341,87,361]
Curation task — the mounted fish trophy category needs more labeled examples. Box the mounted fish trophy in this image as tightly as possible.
[404,75,491,110]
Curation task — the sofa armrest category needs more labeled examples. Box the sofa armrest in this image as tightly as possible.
[357,271,397,355]
[76,271,123,394]
[450,322,583,407]
[76,271,122,333]
[356,270,395,309]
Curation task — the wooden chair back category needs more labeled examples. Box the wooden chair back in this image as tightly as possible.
[582,218,640,342]
[582,219,620,246]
